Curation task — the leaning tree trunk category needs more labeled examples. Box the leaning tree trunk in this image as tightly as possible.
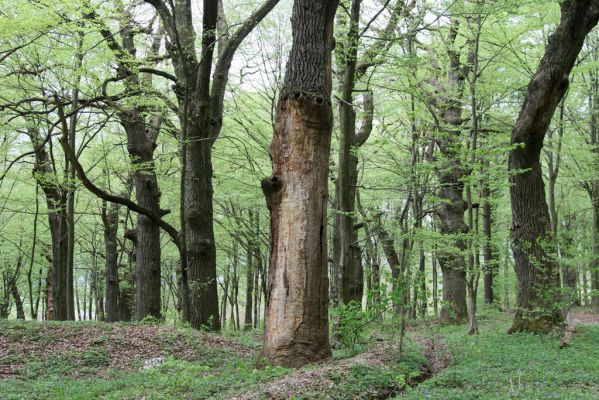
[260,0,338,368]
[508,0,599,334]
[102,202,120,322]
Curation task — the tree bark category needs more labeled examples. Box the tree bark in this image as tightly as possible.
[260,0,338,368]
[428,19,471,324]
[11,280,25,320]
[102,202,120,322]
[145,0,280,331]
[28,127,69,321]
[508,0,599,334]
[244,211,255,331]
[482,182,494,304]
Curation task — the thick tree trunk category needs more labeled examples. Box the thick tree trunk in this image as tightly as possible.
[429,20,471,325]
[185,133,220,330]
[122,115,164,321]
[144,0,280,330]
[437,154,468,323]
[102,202,120,322]
[508,0,599,333]
[260,0,337,368]
[28,128,69,320]
[119,241,135,322]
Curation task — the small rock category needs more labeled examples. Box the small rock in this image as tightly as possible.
[140,357,165,371]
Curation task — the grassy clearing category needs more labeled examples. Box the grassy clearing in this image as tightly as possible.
[399,309,599,400]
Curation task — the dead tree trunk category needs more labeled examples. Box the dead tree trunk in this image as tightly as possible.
[508,0,599,334]
[260,0,338,368]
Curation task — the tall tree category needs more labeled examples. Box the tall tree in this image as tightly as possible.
[102,201,120,322]
[27,127,69,320]
[332,0,408,306]
[144,0,280,330]
[260,0,338,368]
[508,0,599,334]
[94,8,170,321]
[424,17,474,324]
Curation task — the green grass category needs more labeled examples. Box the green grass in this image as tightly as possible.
[0,358,290,400]
[3,310,598,399]
[400,310,599,400]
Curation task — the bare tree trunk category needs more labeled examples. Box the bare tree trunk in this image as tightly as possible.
[11,281,25,320]
[592,193,599,312]
[221,264,229,329]
[482,181,494,304]
[28,128,68,321]
[508,1,599,333]
[82,272,88,320]
[102,202,120,322]
[75,278,81,320]
[145,0,280,332]
[244,211,255,331]
[588,56,599,311]
[432,247,438,317]
[429,19,472,325]
[260,0,337,368]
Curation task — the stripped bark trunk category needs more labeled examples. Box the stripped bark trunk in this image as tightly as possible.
[260,0,337,368]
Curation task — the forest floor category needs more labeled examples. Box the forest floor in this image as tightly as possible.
[0,309,598,399]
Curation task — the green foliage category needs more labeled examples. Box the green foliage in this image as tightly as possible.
[400,311,599,400]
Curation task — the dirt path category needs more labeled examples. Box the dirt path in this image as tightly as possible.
[566,311,599,326]
[230,337,452,400]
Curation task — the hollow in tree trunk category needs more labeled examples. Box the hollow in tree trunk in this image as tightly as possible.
[260,0,338,368]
